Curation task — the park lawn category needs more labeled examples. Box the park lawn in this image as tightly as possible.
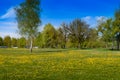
[0,48,120,80]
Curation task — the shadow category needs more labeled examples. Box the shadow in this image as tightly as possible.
[109,49,120,51]
[33,49,69,54]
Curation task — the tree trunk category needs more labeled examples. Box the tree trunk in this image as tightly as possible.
[116,33,120,50]
[105,42,108,49]
[112,38,114,50]
[78,42,81,49]
[117,40,119,50]
[64,37,67,49]
[30,37,33,53]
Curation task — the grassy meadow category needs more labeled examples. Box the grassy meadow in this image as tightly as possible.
[0,48,120,80]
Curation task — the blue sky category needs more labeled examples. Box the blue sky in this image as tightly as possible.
[0,0,120,38]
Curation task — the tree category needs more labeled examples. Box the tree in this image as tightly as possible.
[86,28,100,48]
[67,19,90,48]
[0,37,3,46]
[98,18,114,49]
[4,36,11,47]
[43,23,57,48]
[11,38,17,47]
[34,32,44,48]
[15,0,41,53]
[17,37,26,48]
[57,23,68,48]
[113,8,120,50]
[57,28,65,48]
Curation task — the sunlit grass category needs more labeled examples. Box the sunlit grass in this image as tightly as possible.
[0,48,120,80]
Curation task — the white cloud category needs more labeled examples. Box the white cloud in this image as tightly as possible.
[95,16,108,22]
[0,7,15,19]
[0,7,18,38]
[81,16,108,28]
[82,16,91,21]
[0,32,20,38]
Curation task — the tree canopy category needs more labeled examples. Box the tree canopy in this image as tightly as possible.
[15,0,41,52]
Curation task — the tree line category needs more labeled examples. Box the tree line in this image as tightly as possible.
[0,13,120,50]
[0,12,120,50]
[98,8,120,50]
[1,0,120,51]
[1,12,120,49]
[35,19,100,49]
[0,36,26,48]
[0,19,106,49]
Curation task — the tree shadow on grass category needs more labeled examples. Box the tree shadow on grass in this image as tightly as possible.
[109,49,120,51]
[33,49,69,54]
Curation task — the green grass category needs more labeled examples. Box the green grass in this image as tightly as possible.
[0,48,120,80]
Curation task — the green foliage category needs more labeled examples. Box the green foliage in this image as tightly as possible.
[98,18,113,42]
[34,32,44,48]
[3,36,11,47]
[15,0,41,37]
[97,8,120,50]
[15,0,41,52]
[67,19,90,48]
[17,37,26,48]
[57,23,68,48]
[97,18,117,49]
[11,38,17,47]
[0,37,3,46]
[86,28,99,48]
[112,8,120,50]
[28,20,102,49]
[43,23,58,48]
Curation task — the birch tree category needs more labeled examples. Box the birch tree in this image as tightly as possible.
[15,0,41,52]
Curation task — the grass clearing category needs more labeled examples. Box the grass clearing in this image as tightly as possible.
[0,48,120,80]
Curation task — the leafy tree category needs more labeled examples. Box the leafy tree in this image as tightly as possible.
[98,18,114,49]
[34,32,44,48]
[57,23,68,48]
[86,28,100,48]
[17,37,26,48]
[113,8,120,50]
[98,8,120,50]
[67,19,90,48]
[57,28,65,48]
[11,38,17,47]
[0,37,3,46]
[15,0,41,52]
[4,36,11,47]
[43,23,57,48]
